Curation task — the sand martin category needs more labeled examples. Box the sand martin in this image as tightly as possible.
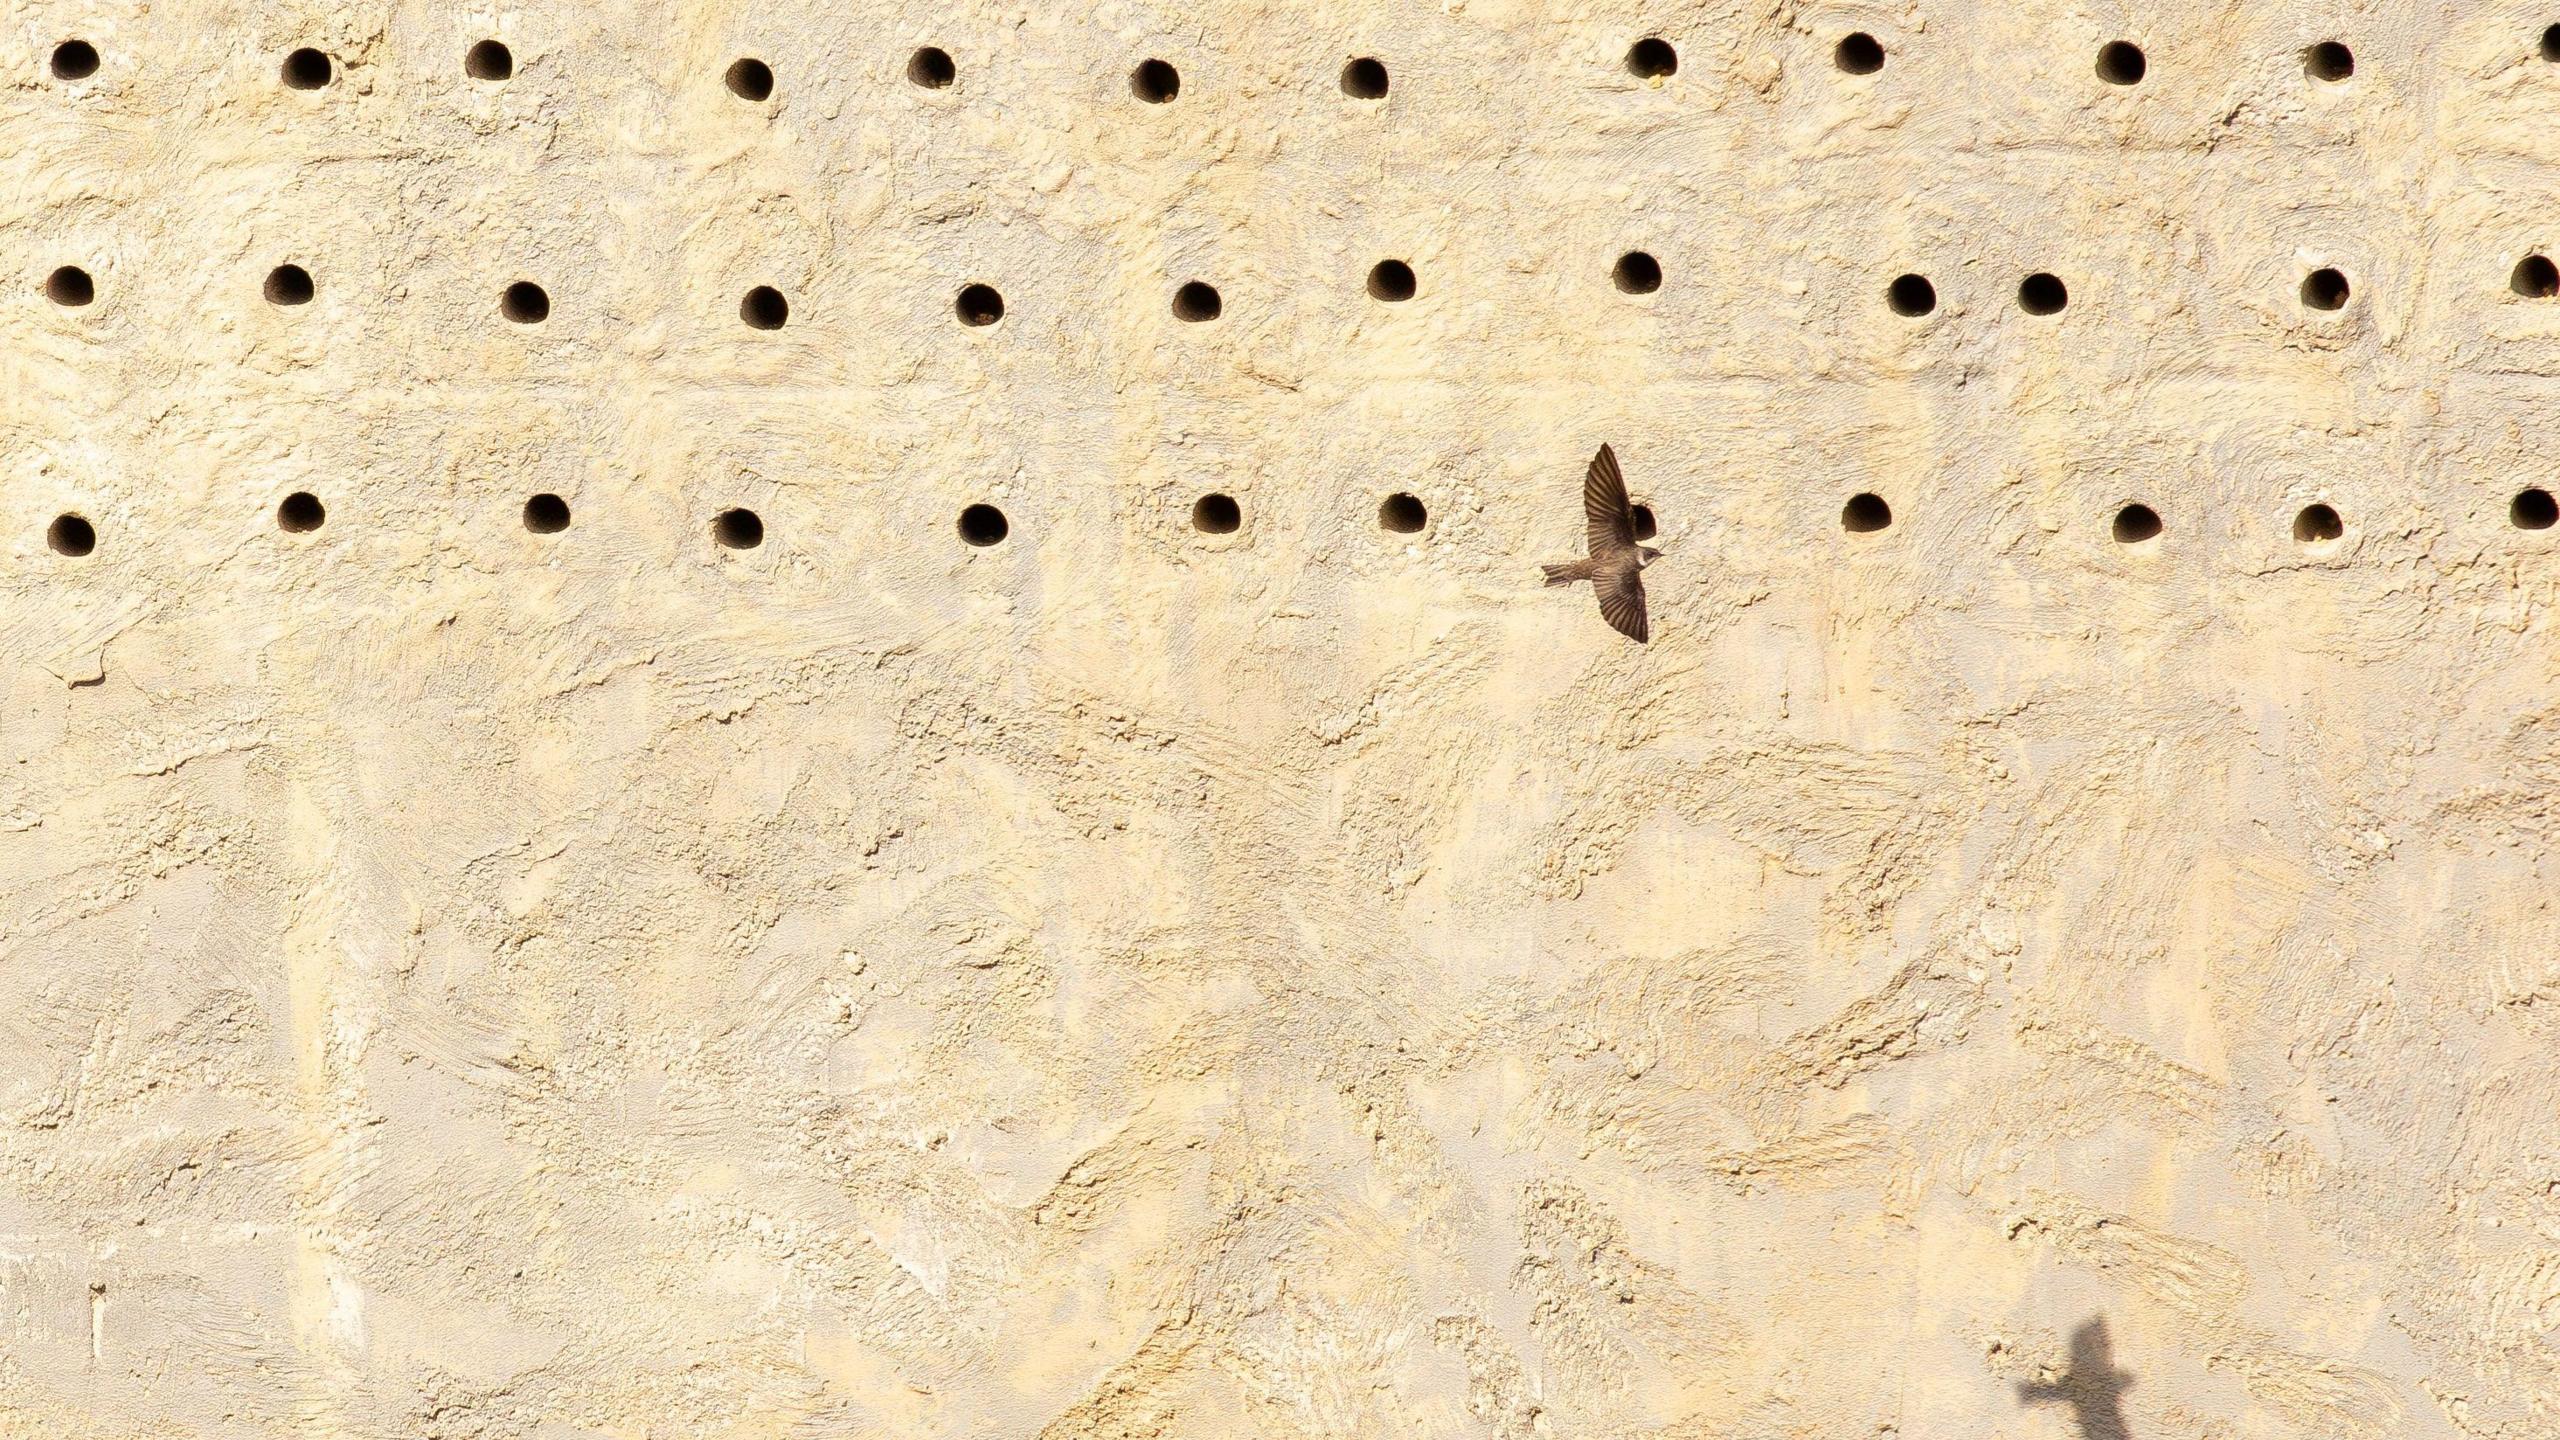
[1542,444,1660,643]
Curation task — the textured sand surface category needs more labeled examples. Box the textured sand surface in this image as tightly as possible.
[7,4,2560,1438]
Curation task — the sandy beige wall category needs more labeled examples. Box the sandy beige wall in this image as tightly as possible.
[5,2,2560,1437]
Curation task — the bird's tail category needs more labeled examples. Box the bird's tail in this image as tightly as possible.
[1542,560,1594,587]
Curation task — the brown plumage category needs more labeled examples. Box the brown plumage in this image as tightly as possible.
[1541,443,1661,643]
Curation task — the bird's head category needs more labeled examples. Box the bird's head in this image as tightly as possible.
[1638,545,1664,567]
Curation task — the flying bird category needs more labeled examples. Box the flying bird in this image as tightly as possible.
[1541,443,1661,643]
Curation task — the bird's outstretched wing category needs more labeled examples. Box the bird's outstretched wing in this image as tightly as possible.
[1584,444,1636,556]
[1595,567,1649,644]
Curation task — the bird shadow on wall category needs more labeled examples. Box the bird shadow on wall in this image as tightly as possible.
[2017,1316,2134,1440]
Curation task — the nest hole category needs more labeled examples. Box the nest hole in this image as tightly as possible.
[2019,272,2068,315]
[1378,493,1426,533]
[1613,251,1662,295]
[1835,33,1885,74]
[2514,488,2558,529]
[1842,493,1893,532]
[48,513,95,556]
[1887,273,1937,316]
[2305,41,2353,82]
[909,47,955,89]
[1131,59,1180,103]
[45,266,93,307]
[52,41,99,80]
[1341,57,1388,98]
[2097,41,2146,85]
[958,503,1009,546]
[741,286,789,329]
[2112,503,2162,544]
[281,47,332,89]
[1627,38,1677,78]
[522,494,570,534]
[264,264,314,306]
[502,281,550,323]
[2515,255,2558,297]
[726,58,774,101]
[1367,260,1416,302]
[466,40,513,82]
[1173,281,1222,322]
[1631,504,1658,541]
[276,492,326,533]
[2293,503,2343,544]
[1192,493,1241,534]
[2301,267,2351,311]
[955,283,1004,326]
[714,507,764,548]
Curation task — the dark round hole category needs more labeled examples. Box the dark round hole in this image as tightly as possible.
[958,503,1009,547]
[45,266,93,307]
[48,513,95,557]
[1627,37,1677,79]
[2515,255,2559,298]
[2112,503,2162,544]
[741,285,789,329]
[2546,24,2560,63]
[522,493,571,534]
[956,283,1004,326]
[2305,41,2353,82]
[502,281,550,324]
[281,48,332,90]
[2096,40,2146,86]
[1842,493,1892,532]
[1192,493,1241,534]
[1367,260,1417,303]
[2293,503,2343,544]
[1613,251,1662,295]
[264,264,314,306]
[1131,59,1180,103]
[909,46,955,89]
[52,41,99,81]
[2514,488,2558,530]
[714,507,763,549]
[726,58,774,101]
[2019,272,2068,315]
[1378,493,1426,533]
[1341,56,1388,99]
[1835,33,1885,74]
[466,39,513,82]
[2301,267,2351,311]
[276,492,325,533]
[1631,504,1657,542]
[1173,281,1222,322]
[1887,273,1937,317]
